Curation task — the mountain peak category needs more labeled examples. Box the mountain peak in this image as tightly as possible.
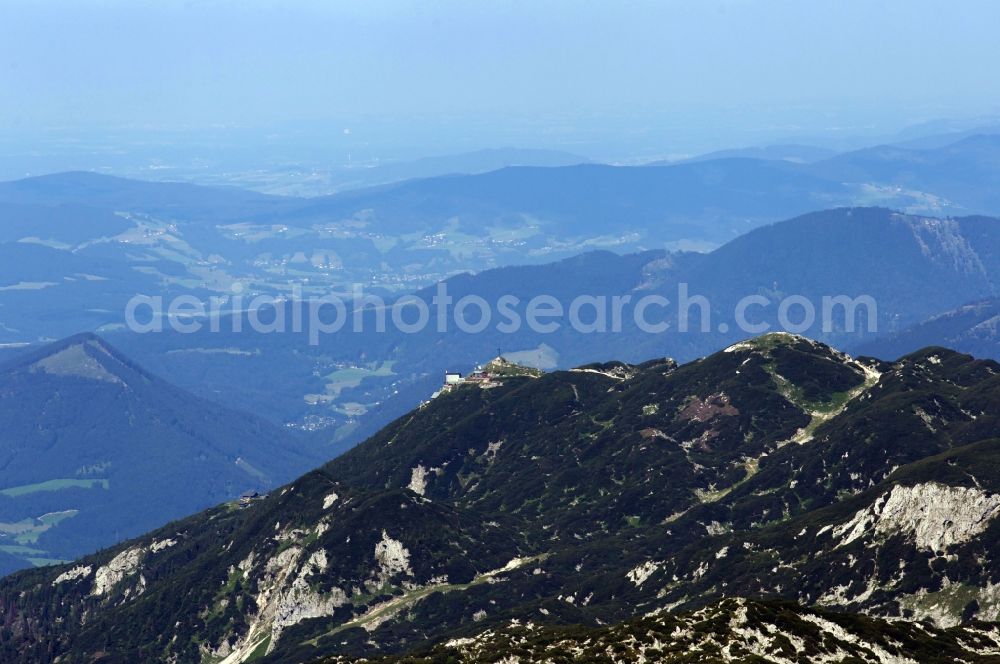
[29,335,124,384]
[481,355,543,377]
[3,332,146,386]
[721,332,842,359]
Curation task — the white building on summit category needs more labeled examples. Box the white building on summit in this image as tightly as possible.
[428,357,544,402]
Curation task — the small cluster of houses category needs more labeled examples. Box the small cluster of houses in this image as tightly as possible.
[433,366,501,400]
[444,367,499,386]
[429,356,541,401]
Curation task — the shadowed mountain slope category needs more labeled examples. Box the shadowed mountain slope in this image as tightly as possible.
[0,333,323,574]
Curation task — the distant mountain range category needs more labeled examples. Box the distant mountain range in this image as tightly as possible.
[807,134,1000,213]
[271,156,845,245]
[274,132,1000,248]
[659,143,838,164]
[94,207,1000,453]
[6,335,1000,662]
[5,147,592,199]
[0,170,282,218]
[1,135,999,461]
[858,297,1000,362]
[1,133,1000,346]
[306,147,591,195]
[0,333,324,575]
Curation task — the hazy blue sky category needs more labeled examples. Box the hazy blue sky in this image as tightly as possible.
[2,0,1000,161]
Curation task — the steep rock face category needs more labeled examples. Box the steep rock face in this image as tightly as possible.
[901,214,990,279]
[90,546,144,597]
[834,482,1000,553]
[5,336,1000,662]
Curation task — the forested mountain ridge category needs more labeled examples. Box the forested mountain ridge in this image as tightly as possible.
[5,335,1000,662]
[0,333,323,575]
